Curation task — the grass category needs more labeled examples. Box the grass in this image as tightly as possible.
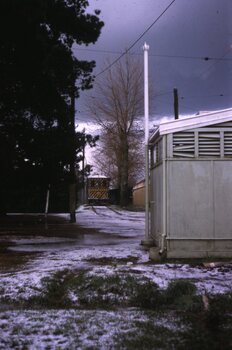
[114,321,181,350]
[114,312,232,350]
[26,269,204,312]
[28,270,160,309]
[1,268,231,348]
[85,256,139,265]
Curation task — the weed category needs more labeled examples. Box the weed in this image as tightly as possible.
[164,279,202,311]
[76,274,142,307]
[165,280,197,300]
[130,280,162,309]
[27,270,161,309]
[85,256,139,265]
[28,269,76,308]
[204,292,232,331]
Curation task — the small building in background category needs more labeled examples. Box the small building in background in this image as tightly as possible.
[87,175,110,204]
[149,108,232,258]
[132,179,145,207]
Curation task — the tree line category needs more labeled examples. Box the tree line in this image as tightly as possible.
[0,0,103,220]
[0,0,145,215]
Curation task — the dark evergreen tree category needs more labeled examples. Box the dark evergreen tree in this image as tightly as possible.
[0,0,103,218]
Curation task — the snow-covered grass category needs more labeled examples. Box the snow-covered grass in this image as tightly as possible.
[0,205,232,348]
[0,309,186,350]
[0,206,232,301]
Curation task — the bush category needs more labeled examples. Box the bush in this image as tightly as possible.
[164,280,201,311]
[28,270,161,309]
[131,280,162,309]
[28,269,76,308]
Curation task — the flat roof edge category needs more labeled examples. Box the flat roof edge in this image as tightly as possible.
[149,108,232,140]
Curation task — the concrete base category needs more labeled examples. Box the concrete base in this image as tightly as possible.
[167,250,232,259]
[149,247,165,262]
[140,239,156,248]
[167,239,232,258]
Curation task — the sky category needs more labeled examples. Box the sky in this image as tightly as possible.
[74,0,232,125]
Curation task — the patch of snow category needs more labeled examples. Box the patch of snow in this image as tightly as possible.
[0,309,185,349]
[0,206,232,303]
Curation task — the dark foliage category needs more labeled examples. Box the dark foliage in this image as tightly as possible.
[0,0,103,213]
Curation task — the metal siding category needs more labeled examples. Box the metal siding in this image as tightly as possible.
[214,161,232,238]
[168,161,214,239]
[149,119,232,258]
[150,164,163,243]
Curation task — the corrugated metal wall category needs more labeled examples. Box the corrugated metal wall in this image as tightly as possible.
[150,121,232,258]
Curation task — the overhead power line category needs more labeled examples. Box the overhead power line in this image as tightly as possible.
[198,46,232,79]
[94,0,176,78]
[73,47,232,62]
[180,93,229,100]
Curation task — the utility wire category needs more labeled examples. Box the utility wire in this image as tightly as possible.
[73,47,232,62]
[77,93,229,116]
[199,47,232,79]
[181,93,229,100]
[94,0,176,78]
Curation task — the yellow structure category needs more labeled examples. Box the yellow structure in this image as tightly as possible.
[132,180,145,207]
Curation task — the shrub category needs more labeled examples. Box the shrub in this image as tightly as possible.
[131,280,162,309]
[164,280,200,311]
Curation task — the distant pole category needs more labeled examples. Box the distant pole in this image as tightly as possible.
[173,87,179,120]
[45,184,50,230]
[143,42,150,240]
[82,129,86,203]
[82,129,85,184]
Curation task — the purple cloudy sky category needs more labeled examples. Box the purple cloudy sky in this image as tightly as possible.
[75,0,232,123]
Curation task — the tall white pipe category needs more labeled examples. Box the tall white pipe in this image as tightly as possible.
[143,42,150,240]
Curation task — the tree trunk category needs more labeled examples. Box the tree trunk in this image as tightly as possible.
[69,182,76,222]
[69,79,77,223]
[119,136,129,207]
[0,187,7,216]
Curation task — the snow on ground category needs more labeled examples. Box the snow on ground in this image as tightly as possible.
[0,206,232,348]
[77,205,145,237]
[0,309,184,350]
[0,205,232,302]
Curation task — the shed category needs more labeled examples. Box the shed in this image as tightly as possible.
[149,108,232,258]
[132,179,145,207]
[87,175,110,204]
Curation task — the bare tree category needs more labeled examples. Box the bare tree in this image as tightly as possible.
[89,54,144,206]
[94,127,144,188]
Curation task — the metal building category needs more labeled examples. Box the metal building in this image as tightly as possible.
[149,108,232,258]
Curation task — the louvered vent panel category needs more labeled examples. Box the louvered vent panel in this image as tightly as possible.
[155,142,159,163]
[224,132,232,157]
[199,132,220,157]
[206,122,232,128]
[173,132,195,158]
[158,139,162,161]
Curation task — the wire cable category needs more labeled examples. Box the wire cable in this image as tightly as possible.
[199,46,232,79]
[73,47,232,62]
[94,0,176,78]
[180,93,229,100]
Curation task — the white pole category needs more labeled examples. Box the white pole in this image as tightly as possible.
[143,42,150,240]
